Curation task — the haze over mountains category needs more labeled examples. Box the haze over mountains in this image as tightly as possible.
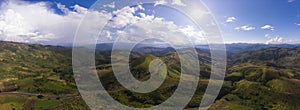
[95,42,300,54]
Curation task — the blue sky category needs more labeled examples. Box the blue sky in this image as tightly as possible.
[25,0,95,8]
[203,0,300,43]
[45,0,300,43]
[0,0,299,44]
[23,0,96,14]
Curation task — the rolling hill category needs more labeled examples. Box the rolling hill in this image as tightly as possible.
[0,41,300,109]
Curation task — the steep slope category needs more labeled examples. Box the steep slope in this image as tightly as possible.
[211,47,300,109]
[231,47,300,71]
[96,50,230,109]
[0,41,90,109]
[0,41,77,94]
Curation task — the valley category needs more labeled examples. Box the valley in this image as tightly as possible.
[0,41,300,109]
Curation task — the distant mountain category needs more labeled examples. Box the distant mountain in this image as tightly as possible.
[231,47,300,71]
[132,47,176,56]
[196,43,300,53]
[95,43,300,56]
[95,43,171,51]
[225,43,299,53]
[1,41,300,109]
[211,47,300,110]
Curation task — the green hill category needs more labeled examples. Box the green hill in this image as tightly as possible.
[211,47,300,110]
[1,41,300,109]
[0,41,89,109]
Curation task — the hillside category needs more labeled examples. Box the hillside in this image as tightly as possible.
[0,41,89,109]
[0,41,300,109]
[211,47,300,109]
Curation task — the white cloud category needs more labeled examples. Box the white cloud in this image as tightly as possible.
[295,23,300,26]
[179,25,205,43]
[0,1,60,43]
[264,34,271,38]
[0,0,112,45]
[235,25,255,31]
[226,17,236,23]
[154,0,186,6]
[0,0,205,45]
[265,36,286,44]
[154,0,167,6]
[108,6,146,28]
[108,12,205,45]
[103,2,115,9]
[261,25,275,30]
[56,3,69,14]
[72,4,88,14]
[288,0,295,3]
[265,36,300,44]
[103,4,206,44]
[114,18,205,45]
[101,30,112,40]
[171,0,186,6]
[137,4,145,11]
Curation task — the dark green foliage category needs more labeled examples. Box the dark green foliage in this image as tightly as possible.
[37,95,44,99]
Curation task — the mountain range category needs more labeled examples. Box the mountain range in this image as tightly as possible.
[0,41,300,109]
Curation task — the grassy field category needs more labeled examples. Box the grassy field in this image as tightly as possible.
[33,98,70,109]
[0,95,27,110]
[0,94,89,110]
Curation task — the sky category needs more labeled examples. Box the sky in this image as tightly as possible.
[0,0,299,45]
[203,0,300,44]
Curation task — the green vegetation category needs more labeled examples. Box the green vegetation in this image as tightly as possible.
[0,41,85,109]
[210,47,300,110]
[0,41,300,109]
[34,99,66,108]
[0,95,27,110]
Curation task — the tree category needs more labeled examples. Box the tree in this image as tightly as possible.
[37,95,44,99]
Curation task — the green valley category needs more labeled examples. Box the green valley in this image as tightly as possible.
[0,41,300,109]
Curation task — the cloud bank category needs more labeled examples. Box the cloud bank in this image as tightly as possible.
[0,0,206,45]
[265,36,300,44]
[0,0,111,45]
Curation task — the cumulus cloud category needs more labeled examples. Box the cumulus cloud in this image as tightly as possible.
[264,34,271,39]
[0,1,59,43]
[265,36,286,44]
[295,23,300,26]
[108,6,141,28]
[154,0,186,6]
[226,17,236,23]
[154,0,168,6]
[0,9,54,43]
[104,7,205,45]
[265,36,300,44]
[103,2,115,9]
[0,0,112,45]
[235,25,255,31]
[0,0,205,45]
[171,0,186,6]
[114,18,205,45]
[56,3,69,14]
[261,25,275,30]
